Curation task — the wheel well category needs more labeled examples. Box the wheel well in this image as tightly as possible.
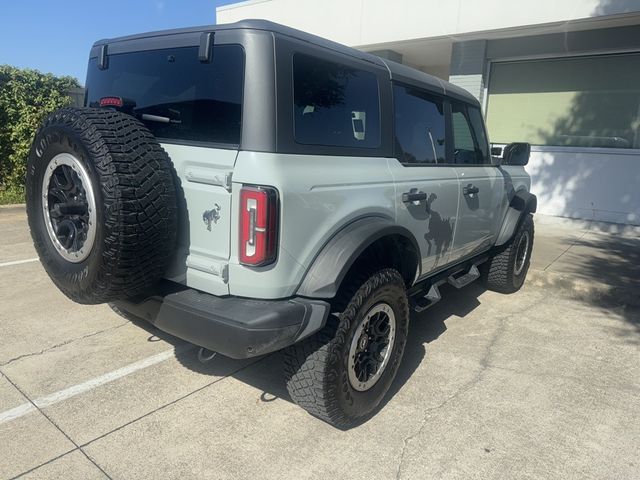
[332,234,419,310]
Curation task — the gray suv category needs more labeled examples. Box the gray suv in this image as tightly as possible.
[25,20,536,428]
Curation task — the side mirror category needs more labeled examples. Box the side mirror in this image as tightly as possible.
[490,145,504,166]
[503,142,531,166]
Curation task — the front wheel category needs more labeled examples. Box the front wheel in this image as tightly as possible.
[482,214,534,293]
[284,269,409,428]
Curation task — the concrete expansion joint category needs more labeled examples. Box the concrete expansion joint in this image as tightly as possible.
[395,313,511,479]
[0,321,129,368]
[0,370,114,480]
[543,223,592,272]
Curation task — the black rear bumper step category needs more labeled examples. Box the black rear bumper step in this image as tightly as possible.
[113,287,330,359]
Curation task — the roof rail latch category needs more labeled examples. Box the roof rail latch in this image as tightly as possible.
[98,44,109,70]
[198,32,214,63]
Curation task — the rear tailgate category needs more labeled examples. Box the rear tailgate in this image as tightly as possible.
[163,144,236,295]
[85,42,245,296]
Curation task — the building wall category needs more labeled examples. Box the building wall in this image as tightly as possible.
[477,25,640,225]
[527,147,639,224]
[217,0,624,47]
[449,40,487,105]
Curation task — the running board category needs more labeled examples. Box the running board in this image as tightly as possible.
[447,264,480,289]
[412,284,442,313]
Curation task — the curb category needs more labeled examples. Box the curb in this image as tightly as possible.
[526,269,639,308]
[0,203,26,210]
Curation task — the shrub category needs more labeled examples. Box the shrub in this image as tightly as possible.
[0,66,80,204]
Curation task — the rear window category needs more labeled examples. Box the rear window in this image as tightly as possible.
[292,53,380,149]
[85,45,244,145]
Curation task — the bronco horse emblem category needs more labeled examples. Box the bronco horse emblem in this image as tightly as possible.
[202,204,221,231]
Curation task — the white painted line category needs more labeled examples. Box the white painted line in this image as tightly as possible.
[0,257,39,268]
[0,403,37,424]
[35,349,175,408]
[0,347,188,425]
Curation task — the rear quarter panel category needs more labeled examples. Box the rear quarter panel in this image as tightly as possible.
[229,151,396,298]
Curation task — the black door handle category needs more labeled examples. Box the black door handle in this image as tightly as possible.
[463,184,479,196]
[402,191,428,203]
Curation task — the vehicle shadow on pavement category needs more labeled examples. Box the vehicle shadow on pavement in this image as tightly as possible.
[554,234,640,342]
[379,282,485,413]
[161,282,487,425]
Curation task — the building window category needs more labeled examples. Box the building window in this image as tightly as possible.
[393,84,446,164]
[485,53,640,149]
[292,53,380,148]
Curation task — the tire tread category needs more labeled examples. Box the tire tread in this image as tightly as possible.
[284,268,408,428]
[27,107,177,303]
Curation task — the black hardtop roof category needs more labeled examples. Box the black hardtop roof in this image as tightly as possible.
[93,19,477,105]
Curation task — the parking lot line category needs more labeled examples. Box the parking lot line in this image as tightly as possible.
[0,402,36,424]
[0,258,39,268]
[0,347,191,425]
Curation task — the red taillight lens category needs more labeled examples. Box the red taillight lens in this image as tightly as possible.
[239,185,278,266]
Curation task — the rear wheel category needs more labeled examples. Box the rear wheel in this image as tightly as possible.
[483,214,534,293]
[284,269,409,428]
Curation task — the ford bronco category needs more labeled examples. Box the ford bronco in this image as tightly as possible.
[25,20,536,428]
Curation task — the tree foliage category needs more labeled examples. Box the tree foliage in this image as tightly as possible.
[0,66,79,203]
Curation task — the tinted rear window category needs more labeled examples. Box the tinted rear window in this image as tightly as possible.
[85,45,244,145]
[292,53,380,148]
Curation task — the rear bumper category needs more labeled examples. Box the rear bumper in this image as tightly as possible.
[113,287,330,359]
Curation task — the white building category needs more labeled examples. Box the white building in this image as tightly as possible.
[217,0,640,225]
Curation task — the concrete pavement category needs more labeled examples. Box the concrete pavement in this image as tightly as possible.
[528,214,640,307]
[1,205,638,479]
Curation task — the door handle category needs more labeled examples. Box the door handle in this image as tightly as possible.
[463,184,479,196]
[402,191,428,203]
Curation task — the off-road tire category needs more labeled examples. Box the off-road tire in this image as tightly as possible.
[26,107,177,304]
[483,214,534,293]
[284,269,409,428]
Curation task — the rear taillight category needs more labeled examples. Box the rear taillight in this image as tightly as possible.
[239,185,278,266]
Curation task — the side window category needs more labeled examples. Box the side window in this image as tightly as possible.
[468,107,490,163]
[292,53,380,148]
[393,84,446,164]
[452,102,487,164]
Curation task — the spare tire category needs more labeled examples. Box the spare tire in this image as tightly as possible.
[26,107,177,304]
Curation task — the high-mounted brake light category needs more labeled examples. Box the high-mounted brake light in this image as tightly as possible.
[239,186,278,266]
[99,96,124,108]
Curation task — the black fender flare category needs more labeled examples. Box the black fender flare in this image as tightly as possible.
[495,190,537,246]
[296,217,420,298]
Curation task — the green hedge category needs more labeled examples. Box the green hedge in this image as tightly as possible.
[0,66,80,204]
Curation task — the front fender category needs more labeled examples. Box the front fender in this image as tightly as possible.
[296,217,419,298]
[495,190,537,246]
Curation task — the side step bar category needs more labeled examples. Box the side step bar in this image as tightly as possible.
[410,262,484,313]
[412,284,442,313]
[448,264,480,289]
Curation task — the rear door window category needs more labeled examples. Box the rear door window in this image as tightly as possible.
[85,45,244,146]
[393,84,446,164]
[292,53,380,148]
